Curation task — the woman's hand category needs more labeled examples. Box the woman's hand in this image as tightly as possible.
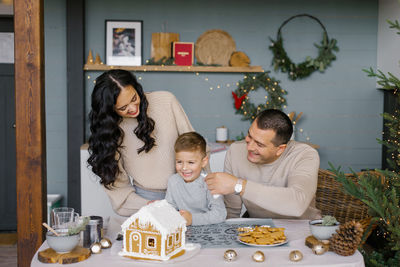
[179,210,192,225]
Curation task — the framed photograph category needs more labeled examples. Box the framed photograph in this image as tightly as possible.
[105,20,143,66]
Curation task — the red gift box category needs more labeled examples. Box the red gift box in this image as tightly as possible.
[173,42,194,66]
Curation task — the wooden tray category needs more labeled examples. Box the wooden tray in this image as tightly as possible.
[195,29,236,66]
[38,246,91,264]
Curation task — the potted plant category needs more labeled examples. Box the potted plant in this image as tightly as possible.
[309,215,340,240]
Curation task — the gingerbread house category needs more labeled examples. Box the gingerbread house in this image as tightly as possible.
[118,200,187,261]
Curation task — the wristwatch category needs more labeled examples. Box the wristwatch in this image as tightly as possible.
[234,179,243,195]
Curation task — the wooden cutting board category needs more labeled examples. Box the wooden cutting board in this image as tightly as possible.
[151,32,180,61]
[38,246,91,264]
[195,29,236,66]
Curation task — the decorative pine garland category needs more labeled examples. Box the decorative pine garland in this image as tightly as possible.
[269,14,339,81]
[232,72,287,121]
[145,57,221,66]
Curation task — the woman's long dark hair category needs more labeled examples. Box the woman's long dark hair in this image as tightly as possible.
[88,69,155,188]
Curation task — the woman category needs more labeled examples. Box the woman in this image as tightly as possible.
[88,69,194,216]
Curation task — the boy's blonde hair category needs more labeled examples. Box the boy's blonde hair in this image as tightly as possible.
[174,132,206,157]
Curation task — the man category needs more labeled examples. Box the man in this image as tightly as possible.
[205,109,320,219]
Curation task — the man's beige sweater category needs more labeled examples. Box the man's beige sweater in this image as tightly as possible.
[224,140,321,220]
[104,91,194,216]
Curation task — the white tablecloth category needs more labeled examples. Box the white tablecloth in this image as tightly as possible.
[31,218,364,267]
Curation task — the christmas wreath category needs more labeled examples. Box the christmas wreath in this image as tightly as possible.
[232,72,287,121]
[269,14,339,81]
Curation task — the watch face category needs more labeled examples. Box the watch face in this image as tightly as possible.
[235,183,243,194]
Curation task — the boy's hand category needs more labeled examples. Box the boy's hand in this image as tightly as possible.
[179,210,192,226]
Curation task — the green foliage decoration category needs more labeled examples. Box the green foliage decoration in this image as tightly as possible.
[144,57,222,67]
[329,19,400,267]
[68,216,90,236]
[322,215,338,226]
[145,57,175,65]
[232,72,287,122]
[328,165,400,266]
[269,14,339,81]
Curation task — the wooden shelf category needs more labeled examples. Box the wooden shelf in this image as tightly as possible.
[84,64,264,73]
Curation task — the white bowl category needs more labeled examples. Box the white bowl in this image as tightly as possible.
[46,229,80,253]
[309,219,340,240]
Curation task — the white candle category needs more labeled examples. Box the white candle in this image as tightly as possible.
[216,126,228,142]
[291,125,296,141]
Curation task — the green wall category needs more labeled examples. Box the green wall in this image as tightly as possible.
[85,0,382,171]
[44,0,383,204]
[45,0,67,205]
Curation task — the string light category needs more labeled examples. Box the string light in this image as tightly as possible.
[108,70,312,143]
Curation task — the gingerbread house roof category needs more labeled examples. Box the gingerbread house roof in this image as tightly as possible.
[121,200,186,236]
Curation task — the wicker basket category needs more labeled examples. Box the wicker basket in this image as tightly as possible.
[316,169,380,244]
[316,169,371,224]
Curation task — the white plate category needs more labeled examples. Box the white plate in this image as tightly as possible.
[237,237,288,247]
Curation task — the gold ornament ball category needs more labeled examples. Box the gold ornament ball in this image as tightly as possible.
[90,242,102,254]
[312,244,327,255]
[224,249,238,261]
[289,250,303,262]
[100,237,112,249]
[252,250,265,262]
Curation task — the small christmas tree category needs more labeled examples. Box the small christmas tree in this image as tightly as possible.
[329,19,400,266]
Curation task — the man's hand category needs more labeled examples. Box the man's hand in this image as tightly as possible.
[205,172,238,195]
[179,210,192,225]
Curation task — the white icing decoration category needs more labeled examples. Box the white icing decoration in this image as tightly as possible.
[119,200,187,260]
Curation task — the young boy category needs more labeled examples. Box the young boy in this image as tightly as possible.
[165,132,227,225]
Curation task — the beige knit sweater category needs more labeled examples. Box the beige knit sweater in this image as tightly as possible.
[224,140,321,220]
[104,91,194,216]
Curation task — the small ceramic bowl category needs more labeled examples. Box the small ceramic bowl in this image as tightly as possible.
[46,229,80,253]
[309,219,340,240]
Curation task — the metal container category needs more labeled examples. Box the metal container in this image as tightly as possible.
[82,216,103,248]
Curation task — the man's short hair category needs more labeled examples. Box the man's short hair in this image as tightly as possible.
[174,132,207,157]
[255,109,293,146]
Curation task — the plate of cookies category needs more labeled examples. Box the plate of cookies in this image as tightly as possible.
[237,225,288,247]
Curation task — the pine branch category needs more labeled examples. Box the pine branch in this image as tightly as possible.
[387,19,400,34]
[362,68,400,90]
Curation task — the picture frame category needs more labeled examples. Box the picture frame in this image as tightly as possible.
[105,20,143,66]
